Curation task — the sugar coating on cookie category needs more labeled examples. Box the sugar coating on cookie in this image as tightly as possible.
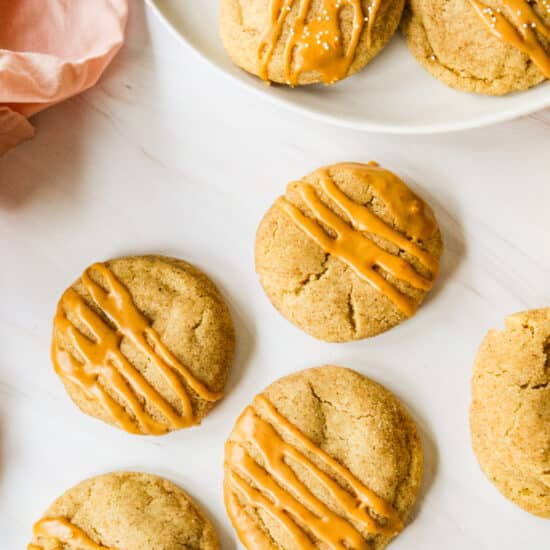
[471,309,550,518]
[28,472,220,549]
[220,0,405,85]
[255,161,443,342]
[402,0,550,95]
[224,365,423,550]
[52,255,235,435]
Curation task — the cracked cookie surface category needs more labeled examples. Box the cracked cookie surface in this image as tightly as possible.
[471,308,550,518]
[28,471,220,550]
[255,162,443,342]
[401,0,549,95]
[223,365,423,549]
[52,255,235,434]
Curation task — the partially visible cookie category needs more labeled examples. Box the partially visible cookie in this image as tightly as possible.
[224,365,423,550]
[220,0,405,85]
[255,162,443,342]
[52,255,235,435]
[402,0,550,95]
[28,472,219,550]
[471,309,550,518]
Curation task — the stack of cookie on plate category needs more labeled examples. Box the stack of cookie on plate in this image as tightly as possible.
[28,161,549,549]
[220,0,550,94]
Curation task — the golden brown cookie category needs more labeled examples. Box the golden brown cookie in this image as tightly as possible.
[28,471,220,550]
[224,365,423,549]
[255,162,443,342]
[220,0,405,85]
[52,255,235,435]
[470,309,550,518]
[402,0,550,95]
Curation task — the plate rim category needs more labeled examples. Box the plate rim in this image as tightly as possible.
[146,0,550,135]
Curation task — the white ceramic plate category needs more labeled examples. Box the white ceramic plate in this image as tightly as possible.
[147,0,550,133]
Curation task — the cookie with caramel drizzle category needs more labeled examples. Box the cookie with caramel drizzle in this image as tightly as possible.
[403,0,550,94]
[255,162,443,342]
[28,472,220,549]
[52,255,234,435]
[224,366,423,550]
[220,0,406,85]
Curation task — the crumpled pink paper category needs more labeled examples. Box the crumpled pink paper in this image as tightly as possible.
[0,0,128,155]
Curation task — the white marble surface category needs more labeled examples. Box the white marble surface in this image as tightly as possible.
[1,3,549,549]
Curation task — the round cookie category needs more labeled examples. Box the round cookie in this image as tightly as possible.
[220,0,405,86]
[52,255,235,435]
[402,0,550,95]
[470,308,550,518]
[255,162,443,342]
[28,471,219,550]
[224,366,423,550]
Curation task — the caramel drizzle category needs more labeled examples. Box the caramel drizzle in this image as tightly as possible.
[52,263,223,435]
[28,517,117,550]
[468,0,550,78]
[278,164,439,317]
[258,0,382,85]
[225,395,402,549]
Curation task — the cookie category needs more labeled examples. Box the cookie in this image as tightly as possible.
[402,0,550,95]
[255,161,443,342]
[52,255,235,435]
[224,365,423,549]
[28,471,219,550]
[220,0,405,86]
[470,309,550,518]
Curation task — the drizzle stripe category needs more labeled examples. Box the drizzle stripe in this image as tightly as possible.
[317,170,439,275]
[279,192,429,317]
[468,0,550,78]
[29,517,117,550]
[277,165,438,317]
[259,0,294,81]
[223,486,292,550]
[225,395,402,549]
[84,264,222,402]
[228,413,370,548]
[279,194,419,316]
[258,0,381,85]
[58,290,182,433]
[255,395,402,530]
[319,170,439,277]
[228,466,319,549]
